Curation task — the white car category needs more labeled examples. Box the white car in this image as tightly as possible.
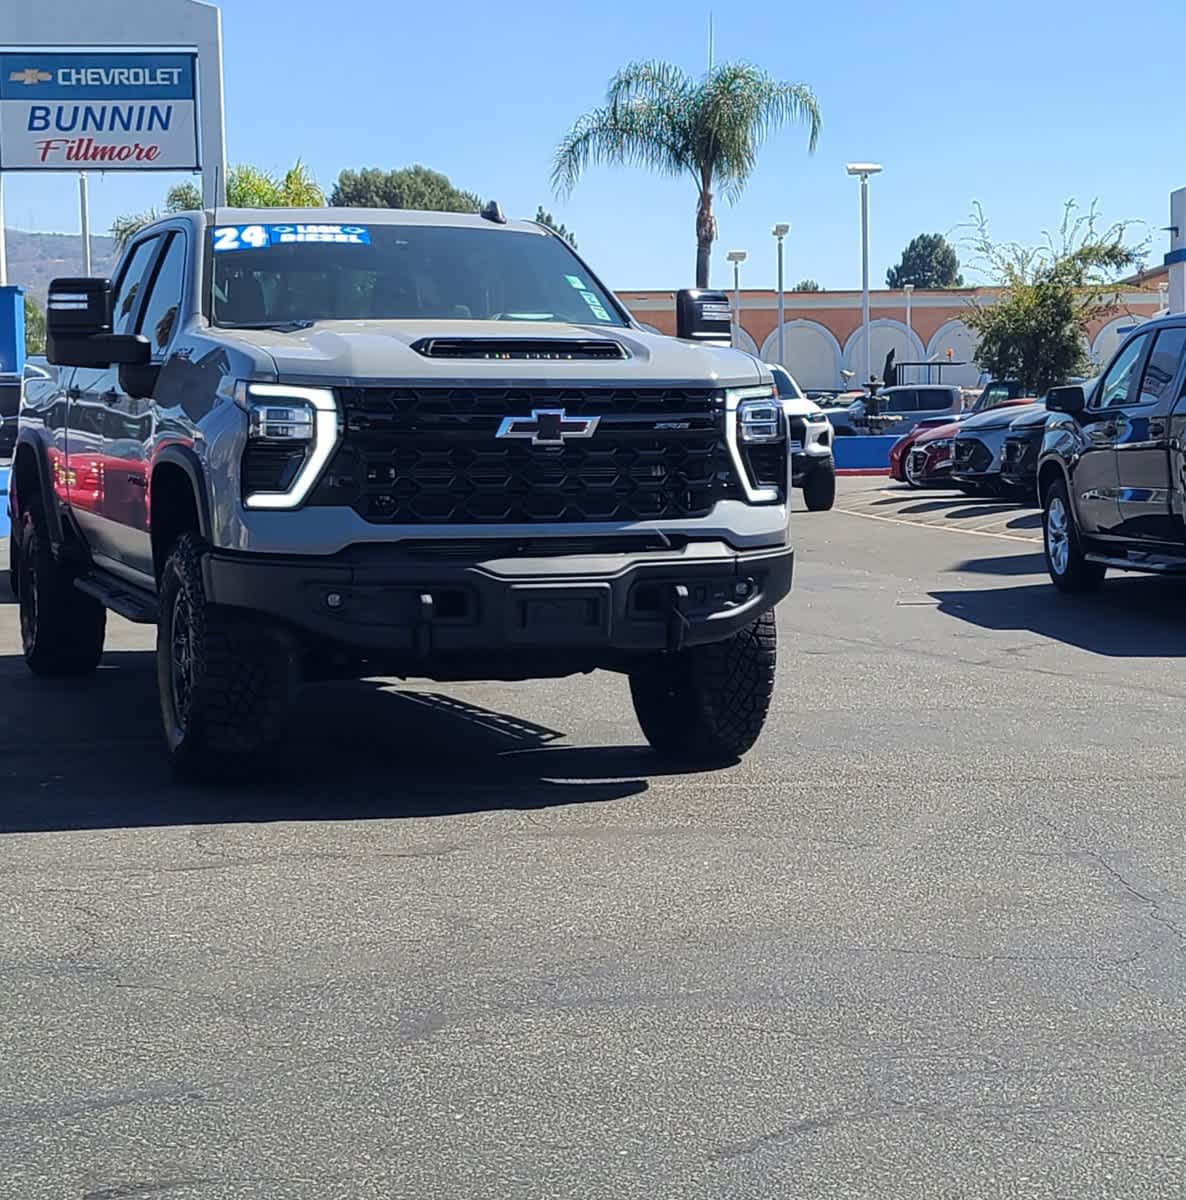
[770,364,836,511]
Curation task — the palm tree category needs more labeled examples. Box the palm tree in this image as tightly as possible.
[111,160,326,250]
[553,61,820,288]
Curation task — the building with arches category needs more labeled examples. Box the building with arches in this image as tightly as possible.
[618,282,1167,390]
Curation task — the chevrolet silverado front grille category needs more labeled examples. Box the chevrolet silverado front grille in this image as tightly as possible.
[312,386,743,524]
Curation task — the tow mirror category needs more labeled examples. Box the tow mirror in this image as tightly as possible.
[46,277,150,369]
[676,289,733,345]
[1046,384,1087,416]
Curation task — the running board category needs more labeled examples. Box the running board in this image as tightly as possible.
[74,572,158,623]
[1085,552,1186,575]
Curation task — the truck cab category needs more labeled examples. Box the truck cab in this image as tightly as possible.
[1037,316,1186,591]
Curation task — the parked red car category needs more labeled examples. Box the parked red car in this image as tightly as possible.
[901,420,961,486]
[889,416,957,482]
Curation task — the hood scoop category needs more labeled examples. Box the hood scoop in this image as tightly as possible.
[411,337,628,361]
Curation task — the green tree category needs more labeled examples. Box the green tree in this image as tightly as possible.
[111,161,326,249]
[886,233,963,289]
[330,165,480,212]
[534,206,576,247]
[962,200,1143,395]
[553,60,820,288]
[24,294,45,356]
[165,181,202,212]
[792,278,821,292]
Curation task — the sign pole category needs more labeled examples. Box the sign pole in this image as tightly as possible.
[79,173,92,276]
[0,174,7,287]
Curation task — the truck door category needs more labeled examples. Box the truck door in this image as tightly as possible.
[1115,325,1186,545]
[1074,332,1151,538]
[70,233,161,568]
[1164,336,1186,546]
[99,229,188,581]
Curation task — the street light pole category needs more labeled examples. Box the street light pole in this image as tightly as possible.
[903,282,914,352]
[726,249,747,349]
[79,173,92,276]
[773,223,790,365]
[846,163,882,388]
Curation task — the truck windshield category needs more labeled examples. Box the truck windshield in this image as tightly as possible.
[209,223,626,328]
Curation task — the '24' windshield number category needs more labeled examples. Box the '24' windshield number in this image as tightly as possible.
[213,225,269,252]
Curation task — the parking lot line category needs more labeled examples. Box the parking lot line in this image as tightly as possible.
[834,503,1041,544]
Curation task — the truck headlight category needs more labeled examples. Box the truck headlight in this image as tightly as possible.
[238,382,339,510]
[737,398,784,443]
[726,386,786,503]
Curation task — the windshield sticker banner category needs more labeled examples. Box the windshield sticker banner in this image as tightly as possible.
[578,290,612,322]
[0,50,199,171]
[212,224,372,252]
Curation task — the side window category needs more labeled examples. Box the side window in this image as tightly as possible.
[884,390,916,413]
[111,237,161,335]
[916,389,951,411]
[1093,334,1150,409]
[1136,329,1186,407]
[136,233,188,357]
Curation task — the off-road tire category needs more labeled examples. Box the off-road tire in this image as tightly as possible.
[1043,476,1106,594]
[158,534,296,780]
[803,463,836,511]
[629,611,777,763]
[17,502,106,676]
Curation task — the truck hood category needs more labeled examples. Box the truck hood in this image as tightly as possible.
[780,395,824,416]
[215,320,766,387]
[1008,405,1051,431]
[961,401,1044,432]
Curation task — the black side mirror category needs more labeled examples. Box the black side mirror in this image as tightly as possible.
[46,276,151,369]
[1046,384,1087,416]
[676,289,733,344]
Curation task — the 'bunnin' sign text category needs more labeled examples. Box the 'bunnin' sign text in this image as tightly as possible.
[0,50,199,171]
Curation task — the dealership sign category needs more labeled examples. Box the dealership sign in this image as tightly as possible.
[0,49,199,170]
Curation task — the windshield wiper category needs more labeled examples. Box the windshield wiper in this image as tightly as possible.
[223,319,316,332]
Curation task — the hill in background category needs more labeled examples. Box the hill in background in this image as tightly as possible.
[4,229,118,310]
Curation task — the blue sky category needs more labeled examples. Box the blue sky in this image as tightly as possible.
[5,0,1181,291]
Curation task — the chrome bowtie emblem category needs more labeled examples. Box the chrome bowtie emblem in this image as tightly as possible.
[495,409,600,446]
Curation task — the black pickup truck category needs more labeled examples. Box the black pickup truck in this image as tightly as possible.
[1038,315,1186,592]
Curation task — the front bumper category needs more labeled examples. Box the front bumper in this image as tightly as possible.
[952,435,1003,481]
[202,539,794,662]
[907,445,954,482]
[1000,437,1041,487]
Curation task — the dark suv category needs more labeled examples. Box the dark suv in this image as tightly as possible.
[1038,317,1186,591]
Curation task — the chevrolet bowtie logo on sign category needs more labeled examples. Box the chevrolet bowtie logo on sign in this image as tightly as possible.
[495,409,601,446]
[9,69,52,86]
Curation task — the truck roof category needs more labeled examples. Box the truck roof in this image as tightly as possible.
[193,206,547,235]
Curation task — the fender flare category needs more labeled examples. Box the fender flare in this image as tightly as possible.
[151,444,213,542]
[1036,455,1072,506]
[11,430,65,545]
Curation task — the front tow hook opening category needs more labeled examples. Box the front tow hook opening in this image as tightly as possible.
[667,584,690,652]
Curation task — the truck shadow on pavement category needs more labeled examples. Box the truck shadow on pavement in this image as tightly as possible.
[0,650,694,833]
[952,552,1049,576]
[931,574,1186,657]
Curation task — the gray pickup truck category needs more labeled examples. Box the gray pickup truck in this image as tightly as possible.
[6,207,794,777]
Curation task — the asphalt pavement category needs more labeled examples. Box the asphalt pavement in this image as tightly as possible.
[2,478,1185,1200]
